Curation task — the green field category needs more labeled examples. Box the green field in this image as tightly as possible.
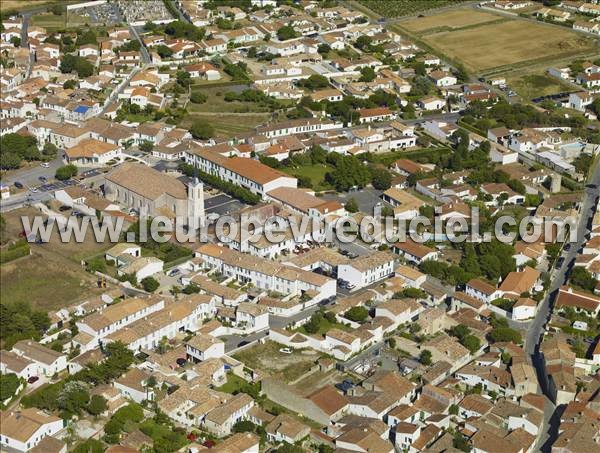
[282,163,333,192]
[357,0,470,18]
[506,73,574,101]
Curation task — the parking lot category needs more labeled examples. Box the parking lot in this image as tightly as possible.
[322,187,387,216]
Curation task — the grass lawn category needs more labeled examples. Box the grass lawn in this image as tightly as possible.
[505,73,574,100]
[419,19,595,73]
[233,340,322,383]
[281,163,333,192]
[216,373,252,394]
[30,12,89,31]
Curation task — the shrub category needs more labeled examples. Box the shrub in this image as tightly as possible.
[141,276,160,292]
[55,164,78,181]
[190,92,208,104]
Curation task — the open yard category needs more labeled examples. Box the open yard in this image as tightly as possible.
[30,11,89,30]
[233,341,323,383]
[506,72,575,101]
[281,163,333,192]
[180,112,269,140]
[401,9,502,34]
[1,207,112,311]
[419,19,595,73]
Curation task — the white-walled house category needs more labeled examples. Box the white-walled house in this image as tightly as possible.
[114,368,154,404]
[465,279,502,304]
[337,251,395,289]
[11,340,67,377]
[76,297,165,345]
[0,351,38,380]
[0,409,64,452]
[186,335,225,362]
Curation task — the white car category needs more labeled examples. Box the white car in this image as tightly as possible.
[40,162,50,168]
[279,348,292,354]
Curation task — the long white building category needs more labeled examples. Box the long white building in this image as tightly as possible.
[195,244,336,302]
[76,296,165,347]
[182,147,297,197]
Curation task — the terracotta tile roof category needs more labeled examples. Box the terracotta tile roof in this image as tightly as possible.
[499,266,540,295]
[308,385,348,416]
[556,286,600,313]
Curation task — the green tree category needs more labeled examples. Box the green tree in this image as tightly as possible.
[139,141,154,153]
[155,45,174,59]
[359,66,376,83]
[490,327,522,344]
[570,267,597,292]
[371,167,392,190]
[176,70,191,87]
[318,43,331,55]
[63,79,77,89]
[232,420,257,433]
[141,276,160,292]
[345,306,369,323]
[190,91,208,104]
[55,164,78,181]
[419,349,432,365]
[72,439,104,453]
[462,335,481,354]
[0,373,20,401]
[189,120,215,139]
[345,198,359,213]
[86,394,108,416]
[277,25,298,41]
[42,142,58,158]
[10,36,20,47]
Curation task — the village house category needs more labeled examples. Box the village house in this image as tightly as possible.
[11,340,67,377]
[392,240,439,265]
[0,409,64,452]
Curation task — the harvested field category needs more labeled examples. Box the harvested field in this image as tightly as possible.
[422,20,595,72]
[401,9,502,34]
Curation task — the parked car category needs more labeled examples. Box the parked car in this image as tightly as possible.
[14,181,23,189]
[40,162,50,168]
[27,376,39,384]
[279,348,292,354]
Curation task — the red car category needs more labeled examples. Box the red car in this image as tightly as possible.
[27,376,39,384]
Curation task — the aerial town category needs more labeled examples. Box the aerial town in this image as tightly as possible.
[0,0,599,452]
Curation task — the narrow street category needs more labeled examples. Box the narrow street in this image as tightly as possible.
[527,158,600,451]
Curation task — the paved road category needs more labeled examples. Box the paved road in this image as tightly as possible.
[526,158,600,451]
